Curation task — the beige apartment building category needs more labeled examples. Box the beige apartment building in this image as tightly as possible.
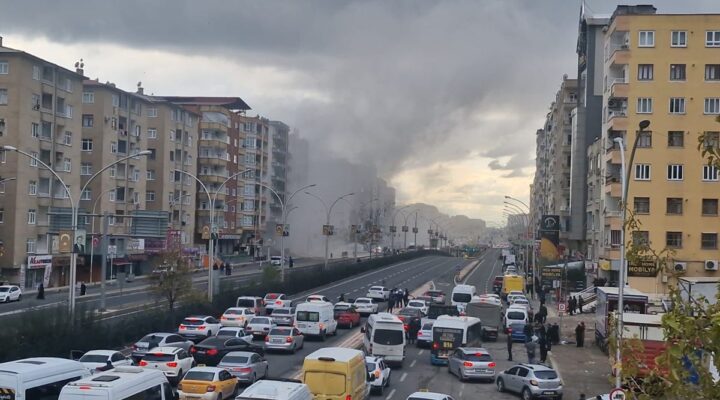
[0,40,85,287]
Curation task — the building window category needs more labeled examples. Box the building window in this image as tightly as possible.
[705,98,720,114]
[706,65,720,81]
[637,64,653,81]
[26,239,36,254]
[81,138,93,151]
[703,199,719,216]
[147,107,158,118]
[0,208,3,223]
[667,164,684,181]
[28,180,37,196]
[109,165,116,178]
[146,170,155,180]
[704,165,719,181]
[669,64,686,81]
[63,131,72,146]
[0,61,7,74]
[31,122,39,138]
[146,191,156,202]
[635,164,651,180]
[634,197,650,214]
[0,88,7,105]
[27,209,36,224]
[706,31,720,47]
[32,65,40,80]
[82,92,94,104]
[80,163,92,176]
[637,97,653,113]
[62,158,71,172]
[81,189,91,201]
[666,198,683,215]
[668,131,684,147]
[637,132,652,148]
[671,30,687,47]
[701,233,719,250]
[666,232,683,248]
[82,114,94,127]
[705,132,720,149]
[610,230,621,247]
[638,31,655,47]
[148,128,157,139]
[669,97,685,114]
[632,231,650,246]
[110,141,117,154]
[30,151,38,167]
[147,148,156,160]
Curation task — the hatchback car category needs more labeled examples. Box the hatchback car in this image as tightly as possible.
[178,366,239,400]
[179,316,222,340]
[496,363,563,400]
[244,317,276,338]
[131,332,194,364]
[366,286,390,301]
[365,356,391,395]
[305,294,331,303]
[264,327,304,353]
[270,307,295,326]
[417,321,434,348]
[77,350,132,372]
[192,336,265,366]
[353,297,378,315]
[139,346,195,384]
[0,285,22,302]
[334,303,361,328]
[217,351,269,384]
[220,307,255,327]
[406,299,429,315]
[448,347,496,382]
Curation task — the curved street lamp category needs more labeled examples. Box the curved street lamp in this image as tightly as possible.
[342,197,378,261]
[304,191,355,270]
[389,205,413,252]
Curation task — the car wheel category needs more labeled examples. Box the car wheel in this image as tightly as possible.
[178,370,183,382]
[207,331,212,336]
[521,387,533,400]
[251,373,256,384]
[16,295,21,302]
[291,344,297,354]
[264,367,268,378]
[496,378,505,392]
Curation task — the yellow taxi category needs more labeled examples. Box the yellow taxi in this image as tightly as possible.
[177,366,238,400]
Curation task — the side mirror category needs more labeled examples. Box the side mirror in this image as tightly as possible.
[360,327,366,333]
[368,373,376,382]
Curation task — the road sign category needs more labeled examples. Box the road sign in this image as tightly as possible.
[402,226,408,232]
[322,224,334,236]
[558,302,566,313]
[610,388,626,400]
[107,245,117,256]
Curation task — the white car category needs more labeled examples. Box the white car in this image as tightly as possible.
[220,307,255,327]
[0,285,22,302]
[264,293,292,314]
[270,256,282,266]
[365,356,391,395]
[406,299,429,315]
[216,327,254,341]
[306,294,331,303]
[406,392,455,400]
[77,350,132,372]
[366,286,390,301]
[353,297,378,315]
[178,315,222,339]
[244,316,276,338]
[139,346,195,384]
[417,321,434,347]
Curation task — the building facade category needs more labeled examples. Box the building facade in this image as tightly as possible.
[266,120,290,250]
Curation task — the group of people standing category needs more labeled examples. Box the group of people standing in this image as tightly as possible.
[507,321,560,364]
[568,295,585,315]
[387,287,409,313]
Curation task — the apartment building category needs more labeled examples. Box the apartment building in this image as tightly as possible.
[585,137,603,272]
[0,40,85,287]
[266,120,290,247]
[530,128,549,233]
[599,5,720,293]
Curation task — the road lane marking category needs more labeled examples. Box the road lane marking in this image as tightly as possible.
[399,372,408,382]
[459,383,465,398]
[418,349,424,355]
[385,389,396,400]
[410,359,417,367]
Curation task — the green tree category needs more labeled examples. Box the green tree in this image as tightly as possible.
[149,249,194,313]
[697,116,720,170]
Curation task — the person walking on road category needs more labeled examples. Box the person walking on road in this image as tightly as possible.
[569,296,576,315]
[507,329,513,361]
[388,295,395,313]
[403,288,410,307]
[525,339,537,364]
[539,333,548,363]
[575,321,586,347]
[408,318,420,344]
[578,295,585,314]
[80,282,87,296]
[289,256,294,268]
[539,304,548,324]
[36,282,45,300]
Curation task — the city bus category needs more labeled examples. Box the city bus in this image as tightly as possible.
[430,316,482,365]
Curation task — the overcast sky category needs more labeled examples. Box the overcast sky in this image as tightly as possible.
[1,0,717,224]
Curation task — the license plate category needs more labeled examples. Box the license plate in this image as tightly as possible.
[197,350,206,354]
[542,391,555,395]
[272,339,283,343]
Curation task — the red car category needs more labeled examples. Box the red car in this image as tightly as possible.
[333,303,361,328]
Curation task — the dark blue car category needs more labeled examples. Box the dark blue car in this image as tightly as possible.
[509,323,527,343]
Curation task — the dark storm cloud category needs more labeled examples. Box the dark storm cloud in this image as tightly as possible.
[1,0,717,179]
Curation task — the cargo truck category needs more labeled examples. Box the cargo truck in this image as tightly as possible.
[464,299,502,341]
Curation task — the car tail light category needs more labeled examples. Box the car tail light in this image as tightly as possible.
[221,316,227,320]
[139,361,148,366]
[166,362,178,367]
[345,396,352,400]
[432,342,439,350]
[265,336,270,342]
[286,336,293,343]
[207,349,218,356]
[276,301,282,305]
[206,385,216,392]
[530,379,539,386]
[179,325,186,330]
[238,367,252,373]
[190,347,196,353]
[78,386,92,390]
[463,361,473,367]
[198,326,206,330]
[132,345,138,350]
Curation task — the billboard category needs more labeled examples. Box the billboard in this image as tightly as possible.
[539,215,560,261]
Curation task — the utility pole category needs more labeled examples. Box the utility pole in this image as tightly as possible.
[100,212,109,312]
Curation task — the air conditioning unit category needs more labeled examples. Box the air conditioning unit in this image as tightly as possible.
[705,260,719,271]
[673,262,688,274]
[608,98,621,108]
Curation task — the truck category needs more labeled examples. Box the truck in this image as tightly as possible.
[594,286,649,352]
[679,277,720,307]
[464,299,502,341]
[501,274,525,298]
[621,313,667,378]
[503,254,516,267]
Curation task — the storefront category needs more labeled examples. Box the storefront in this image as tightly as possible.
[25,255,52,289]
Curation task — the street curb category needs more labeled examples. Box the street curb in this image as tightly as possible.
[547,351,564,384]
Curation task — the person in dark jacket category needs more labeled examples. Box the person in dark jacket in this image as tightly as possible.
[388,296,395,313]
[539,304,548,324]
[80,282,87,296]
[569,296,576,315]
[578,296,585,314]
[507,329,513,361]
[523,323,533,342]
[36,283,45,300]
[576,322,585,347]
[408,318,421,344]
[539,333,549,363]
[403,289,410,307]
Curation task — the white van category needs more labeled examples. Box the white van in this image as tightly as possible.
[0,357,90,400]
[236,296,266,315]
[362,313,406,366]
[451,284,476,309]
[237,379,312,400]
[294,302,338,340]
[60,367,173,400]
[504,305,529,329]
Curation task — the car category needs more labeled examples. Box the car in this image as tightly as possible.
[217,351,269,384]
[417,321,434,348]
[177,366,239,400]
[508,323,527,343]
[353,297,379,315]
[506,294,526,305]
[448,347,497,382]
[220,307,255,327]
[0,285,22,302]
[474,294,502,306]
[406,392,455,400]
[270,256,282,266]
[406,299,429,315]
[264,327,305,353]
[397,307,423,328]
[496,363,563,400]
[244,316,276,338]
[306,294,331,303]
[179,316,222,340]
[424,290,446,304]
[77,350,132,372]
[511,297,533,312]
[270,307,295,326]
[365,356,391,395]
[192,336,265,366]
[264,293,292,314]
[139,346,195,384]
[492,276,504,293]
[216,327,254,341]
[131,333,195,363]
[235,296,266,315]
[366,286,390,301]
[334,303,361,328]
[505,266,518,275]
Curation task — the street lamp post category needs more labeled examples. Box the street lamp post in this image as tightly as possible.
[175,168,253,302]
[305,191,355,271]
[87,188,116,286]
[342,197,378,261]
[505,196,532,294]
[504,201,530,275]
[390,205,412,252]
[2,145,151,317]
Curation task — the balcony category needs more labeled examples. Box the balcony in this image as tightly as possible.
[608,77,628,98]
[605,213,622,230]
[604,180,621,197]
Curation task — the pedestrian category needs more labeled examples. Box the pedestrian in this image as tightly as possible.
[403,288,410,307]
[576,321,585,347]
[388,296,395,313]
[569,296,576,315]
[408,318,420,344]
[523,323,533,343]
[525,340,537,364]
[80,282,87,296]
[289,256,294,268]
[578,296,585,314]
[539,332,548,363]
[220,262,225,272]
[507,329,513,361]
[36,282,45,300]
[339,293,346,302]
[549,323,560,345]
[539,304,548,324]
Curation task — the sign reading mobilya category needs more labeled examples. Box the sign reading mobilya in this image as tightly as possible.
[628,258,658,277]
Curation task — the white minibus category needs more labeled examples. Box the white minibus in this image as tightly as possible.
[362,313,406,366]
[60,367,173,400]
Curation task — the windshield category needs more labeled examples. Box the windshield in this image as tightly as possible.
[355,299,371,304]
[409,301,424,307]
[400,309,419,316]
[221,355,249,364]
[452,293,472,303]
[224,309,242,315]
[265,293,280,299]
[78,354,108,363]
[270,328,292,336]
[433,327,463,348]
[181,319,204,326]
[365,362,376,373]
[370,287,384,291]
[334,305,350,312]
[427,305,460,319]
[296,311,319,322]
[217,330,239,337]
[373,329,404,345]
[237,299,255,307]
[534,371,559,379]
[143,353,174,362]
[422,323,434,330]
[507,312,526,320]
[183,371,215,381]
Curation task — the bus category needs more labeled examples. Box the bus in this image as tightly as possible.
[430,316,482,365]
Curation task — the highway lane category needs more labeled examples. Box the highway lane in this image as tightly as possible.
[256,255,469,381]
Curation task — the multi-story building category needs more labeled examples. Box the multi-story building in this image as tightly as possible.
[530,129,549,232]
[0,40,85,287]
[585,137,603,274]
[599,5,720,293]
[266,120,290,248]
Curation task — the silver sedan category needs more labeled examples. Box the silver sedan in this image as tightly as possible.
[263,327,305,353]
[217,351,268,384]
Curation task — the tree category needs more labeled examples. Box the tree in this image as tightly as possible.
[149,249,194,313]
[697,116,720,170]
